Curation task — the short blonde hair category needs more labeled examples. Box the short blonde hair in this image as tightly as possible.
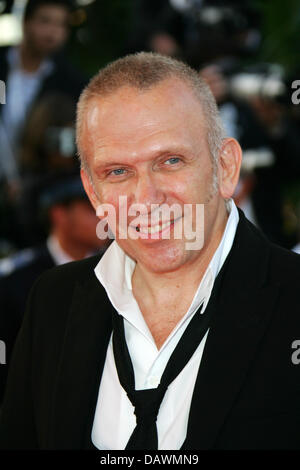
[76,52,225,172]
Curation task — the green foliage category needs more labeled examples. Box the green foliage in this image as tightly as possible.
[256,0,300,72]
[68,1,300,78]
[68,0,133,78]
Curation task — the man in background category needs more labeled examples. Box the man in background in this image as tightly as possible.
[0,172,109,405]
[0,0,86,191]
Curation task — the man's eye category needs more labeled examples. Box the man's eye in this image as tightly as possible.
[109,168,126,176]
[164,157,181,165]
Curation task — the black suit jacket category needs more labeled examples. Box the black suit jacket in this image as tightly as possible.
[0,212,300,449]
[0,243,55,404]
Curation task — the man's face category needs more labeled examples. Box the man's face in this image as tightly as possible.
[81,78,238,274]
[24,4,69,57]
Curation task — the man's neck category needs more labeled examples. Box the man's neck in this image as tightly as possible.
[131,209,228,349]
[19,43,45,73]
[132,209,227,309]
[51,230,90,262]
[131,247,215,350]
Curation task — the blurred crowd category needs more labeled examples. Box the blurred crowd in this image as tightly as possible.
[126,0,300,250]
[0,0,300,401]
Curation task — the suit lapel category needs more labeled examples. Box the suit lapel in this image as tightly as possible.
[184,214,280,449]
[47,276,112,449]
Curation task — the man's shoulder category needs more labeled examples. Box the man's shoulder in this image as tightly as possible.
[269,241,300,283]
[23,253,106,333]
[35,252,102,291]
[0,245,52,279]
[236,211,300,286]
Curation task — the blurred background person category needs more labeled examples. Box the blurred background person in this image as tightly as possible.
[20,92,77,175]
[17,91,79,246]
[0,171,110,405]
[126,0,300,250]
[0,0,85,181]
[126,0,261,68]
[0,0,86,252]
[199,62,300,248]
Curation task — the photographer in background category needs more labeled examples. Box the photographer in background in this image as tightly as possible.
[127,0,261,68]
[200,63,300,248]
[20,92,77,175]
[17,92,79,246]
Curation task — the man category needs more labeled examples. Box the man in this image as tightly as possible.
[0,52,299,450]
[0,173,108,404]
[0,0,85,184]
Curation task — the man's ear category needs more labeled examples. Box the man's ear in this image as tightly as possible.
[218,138,242,199]
[80,168,99,212]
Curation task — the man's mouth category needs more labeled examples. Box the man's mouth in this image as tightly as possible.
[135,219,175,234]
[132,216,184,236]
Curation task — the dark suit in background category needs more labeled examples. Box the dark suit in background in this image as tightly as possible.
[0,212,299,449]
[0,244,54,404]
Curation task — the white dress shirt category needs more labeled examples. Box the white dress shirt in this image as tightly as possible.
[92,200,239,450]
[292,243,300,255]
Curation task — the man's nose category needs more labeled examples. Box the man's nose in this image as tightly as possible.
[133,172,165,211]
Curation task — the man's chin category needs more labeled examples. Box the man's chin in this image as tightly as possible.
[34,43,60,57]
[117,238,194,273]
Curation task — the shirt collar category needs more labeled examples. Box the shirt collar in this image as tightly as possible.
[190,198,239,313]
[47,235,74,266]
[95,200,239,324]
[47,234,97,266]
[7,46,54,78]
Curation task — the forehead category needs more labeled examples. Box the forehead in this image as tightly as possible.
[83,78,206,147]
[29,4,69,20]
